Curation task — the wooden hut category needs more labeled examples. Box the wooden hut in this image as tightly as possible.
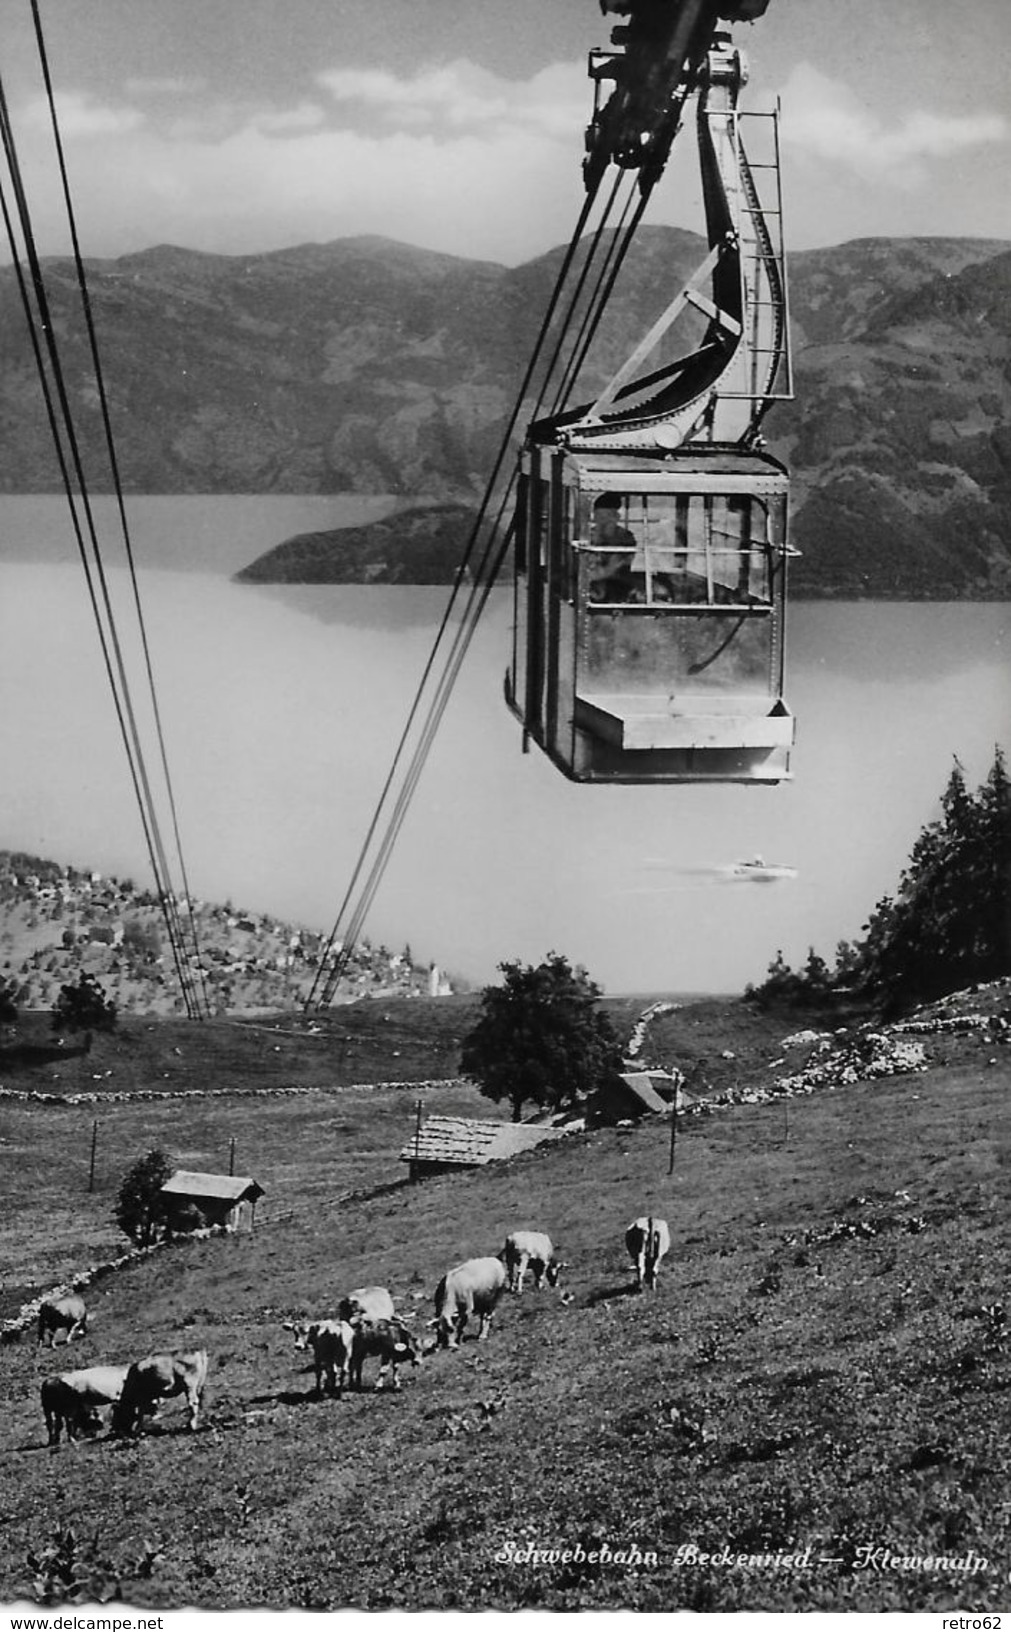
[160,1170,264,1234]
[588,1071,670,1127]
[400,1115,570,1182]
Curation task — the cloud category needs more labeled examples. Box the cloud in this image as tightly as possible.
[779,64,1008,187]
[22,90,145,139]
[316,59,585,143]
[5,57,591,266]
[124,77,207,99]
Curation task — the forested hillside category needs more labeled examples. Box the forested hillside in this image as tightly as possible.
[1,231,1009,596]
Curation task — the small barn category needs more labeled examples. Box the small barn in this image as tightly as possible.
[400,1115,570,1182]
[589,1071,672,1127]
[160,1170,264,1234]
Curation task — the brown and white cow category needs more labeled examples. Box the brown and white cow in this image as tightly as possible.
[111,1350,209,1435]
[502,1230,564,1294]
[625,1216,671,1291]
[285,1319,352,1397]
[37,1294,88,1348]
[431,1256,508,1349]
[346,1318,422,1391]
[40,1364,128,1446]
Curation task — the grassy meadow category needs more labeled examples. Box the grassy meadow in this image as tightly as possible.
[1,987,1009,1610]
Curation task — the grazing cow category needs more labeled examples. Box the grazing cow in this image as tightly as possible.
[40,1364,128,1447]
[111,1350,209,1436]
[625,1216,671,1291]
[431,1256,508,1349]
[347,1318,422,1391]
[502,1230,564,1294]
[37,1294,88,1348]
[337,1285,395,1326]
[285,1319,353,1397]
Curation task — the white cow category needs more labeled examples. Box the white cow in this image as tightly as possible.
[40,1364,128,1446]
[502,1231,564,1294]
[625,1216,671,1291]
[37,1294,88,1348]
[432,1256,508,1348]
[112,1350,209,1435]
[337,1286,395,1325]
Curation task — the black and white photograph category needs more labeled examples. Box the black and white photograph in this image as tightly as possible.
[0,0,1008,1617]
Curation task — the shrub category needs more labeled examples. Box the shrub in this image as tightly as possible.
[115,1149,175,1247]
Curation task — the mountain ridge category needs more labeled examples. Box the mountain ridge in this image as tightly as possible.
[2,230,1009,596]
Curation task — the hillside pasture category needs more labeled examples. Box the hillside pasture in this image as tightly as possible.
[0,1076,501,1321]
[1,1038,1009,1612]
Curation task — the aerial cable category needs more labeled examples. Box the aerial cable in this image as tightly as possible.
[552,178,655,418]
[307,181,609,1007]
[28,0,209,1015]
[0,104,199,1018]
[547,170,641,417]
[0,171,197,1017]
[0,72,202,1017]
[311,170,628,1008]
[309,181,619,1007]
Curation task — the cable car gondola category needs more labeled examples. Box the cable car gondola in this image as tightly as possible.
[506,13,795,784]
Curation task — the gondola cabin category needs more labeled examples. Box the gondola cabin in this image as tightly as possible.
[505,445,794,783]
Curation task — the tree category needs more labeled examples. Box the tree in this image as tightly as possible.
[853,750,1011,1009]
[747,749,1010,1015]
[0,974,19,1025]
[51,971,117,1034]
[115,1149,175,1247]
[460,952,623,1122]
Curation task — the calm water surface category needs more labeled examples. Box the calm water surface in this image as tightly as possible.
[1,497,1007,993]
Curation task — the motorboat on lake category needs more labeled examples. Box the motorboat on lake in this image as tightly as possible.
[726,854,797,882]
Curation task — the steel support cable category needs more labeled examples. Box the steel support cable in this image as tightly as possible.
[0,84,201,1018]
[325,170,692,1001]
[316,492,518,1008]
[553,180,656,420]
[306,181,611,1007]
[547,170,641,417]
[0,173,198,1015]
[28,0,208,1017]
[310,174,634,1010]
[315,59,725,1006]
[315,169,621,1008]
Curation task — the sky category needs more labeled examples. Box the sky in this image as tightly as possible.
[0,0,1008,268]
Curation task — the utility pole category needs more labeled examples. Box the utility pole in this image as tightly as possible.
[411,1098,424,1183]
[88,1118,98,1193]
[668,1090,678,1177]
[229,1136,236,1176]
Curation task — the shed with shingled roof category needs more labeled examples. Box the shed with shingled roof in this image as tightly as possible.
[400,1115,569,1181]
[160,1170,264,1234]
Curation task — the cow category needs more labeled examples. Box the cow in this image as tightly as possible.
[111,1350,209,1436]
[37,1294,88,1348]
[346,1318,422,1391]
[40,1364,128,1447]
[284,1319,353,1397]
[625,1216,671,1291]
[431,1256,508,1349]
[502,1230,564,1294]
[337,1285,395,1326]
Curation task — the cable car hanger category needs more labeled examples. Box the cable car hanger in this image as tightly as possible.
[506,0,797,785]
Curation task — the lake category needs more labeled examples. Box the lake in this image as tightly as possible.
[0,496,1007,995]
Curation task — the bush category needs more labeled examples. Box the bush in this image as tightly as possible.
[115,1149,175,1247]
[51,971,117,1034]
